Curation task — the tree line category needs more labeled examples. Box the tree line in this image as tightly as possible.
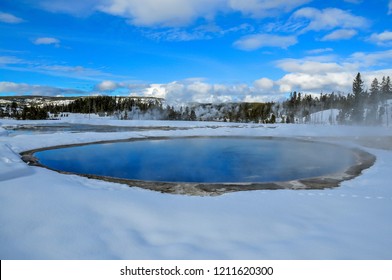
[279,74,391,125]
[1,73,391,125]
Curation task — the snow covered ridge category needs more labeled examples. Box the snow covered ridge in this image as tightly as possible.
[1,117,392,259]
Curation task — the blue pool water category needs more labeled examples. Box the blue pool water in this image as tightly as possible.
[34,137,356,183]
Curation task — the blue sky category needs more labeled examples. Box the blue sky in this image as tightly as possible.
[1,0,391,103]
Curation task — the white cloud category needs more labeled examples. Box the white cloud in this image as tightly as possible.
[369,30,392,45]
[98,0,224,27]
[0,55,125,82]
[143,84,167,99]
[361,69,392,86]
[0,56,24,65]
[37,65,106,79]
[350,49,392,67]
[274,50,392,94]
[276,59,349,74]
[321,29,358,41]
[144,23,254,42]
[143,26,215,42]
[290,7,369,33]
[31,0,98,16]
[137,79,282,104]
[33,37,60,46]
[277,68,392,94]
[96,80,118,91]
[99,0,309,27]
[306,48,333,55]
[277,72,354,93]
[0,81,27,93]
[30,0,309,28]
[11,53,387,99]
[0,81,86,96]
[95,80,150,93]
[234,34,297,51]
[254,78,274,90]
[164,81,221,103]
[228,0,310,18]
[0,12,24,23]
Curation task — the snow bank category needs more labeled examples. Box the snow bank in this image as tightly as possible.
[0,143,34,182]
[1,118,392,259]
[0,126,8,136]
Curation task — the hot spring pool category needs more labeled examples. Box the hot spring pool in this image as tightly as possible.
[30,137,368,189]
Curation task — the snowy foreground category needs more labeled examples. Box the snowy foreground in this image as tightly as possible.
[1,115,392,259]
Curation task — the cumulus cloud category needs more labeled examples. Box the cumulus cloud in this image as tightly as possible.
[277,72,354,93]
[274,58,354,93]
[369,30,392,46]
[136,79,282,104]
[96,80,118,91]
[254,78,274,90]
[142,84,167,99]
[277,68,392,94]
[98,0,224,27]
[0,12,24,23]
[321,29,358,41]
[234,34,297,50]
[290,7,369,33]
[33,37,60,46]
[274,50,392,94]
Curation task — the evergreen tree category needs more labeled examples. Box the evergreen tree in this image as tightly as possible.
[367,78,380,124]
[380,76,391,100]
[369,78,380,99]
[351,72,365,124]
[189,109,197,121]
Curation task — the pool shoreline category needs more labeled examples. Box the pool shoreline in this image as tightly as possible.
[20,136,376,196]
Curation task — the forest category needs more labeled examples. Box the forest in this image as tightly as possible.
[1,73,391,125]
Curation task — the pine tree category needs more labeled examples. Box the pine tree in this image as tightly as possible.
[351,72,365,124]
[380,76,391,126]
[367,78,380,124]
[369,78,380,98]
[190,109,197,121]
[380,76,391,100]
[353,73,364,96]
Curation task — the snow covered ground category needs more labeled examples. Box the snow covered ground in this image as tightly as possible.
[1,115,392,259]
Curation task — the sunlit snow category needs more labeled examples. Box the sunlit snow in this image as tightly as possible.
[1,115,392,259]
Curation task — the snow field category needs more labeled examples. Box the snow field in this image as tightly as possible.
[1,117,392,259]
